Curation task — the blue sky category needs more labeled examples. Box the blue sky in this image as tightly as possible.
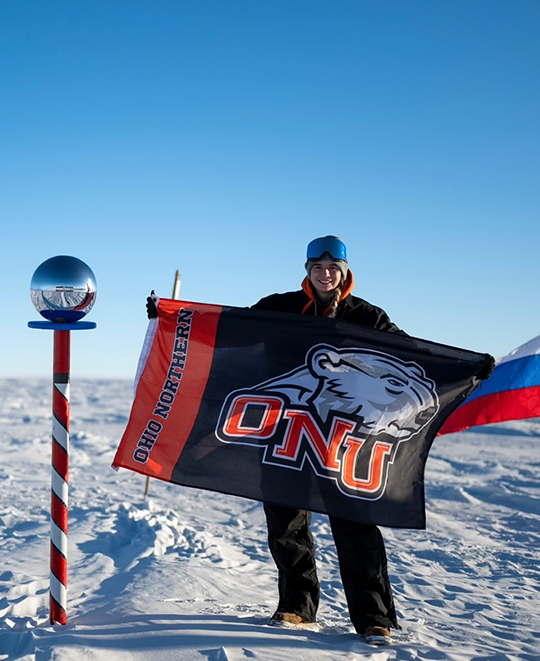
[1,0,539,379]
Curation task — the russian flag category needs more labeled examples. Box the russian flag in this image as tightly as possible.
[439,335,540,435]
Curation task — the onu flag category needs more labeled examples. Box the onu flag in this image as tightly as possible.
[439,334,540,435]
[113,298,491,529]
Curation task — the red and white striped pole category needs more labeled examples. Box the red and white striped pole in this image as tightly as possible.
[29,320,96,625]
[50,329,70,624]
[29,254,97,626]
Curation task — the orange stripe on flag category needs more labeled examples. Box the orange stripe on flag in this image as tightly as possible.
[113,299,222,482]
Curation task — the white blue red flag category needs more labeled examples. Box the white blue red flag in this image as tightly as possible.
[113,298,492,529]
[439,334,540,435]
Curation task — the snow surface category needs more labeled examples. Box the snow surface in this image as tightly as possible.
[1,378,539,661]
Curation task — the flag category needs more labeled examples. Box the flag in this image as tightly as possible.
[113,298,490,529]
[439,334,540,435]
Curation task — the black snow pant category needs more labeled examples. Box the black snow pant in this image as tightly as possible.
[263,503,399,632]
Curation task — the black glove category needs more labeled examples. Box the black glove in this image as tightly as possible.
[478,354,496,381]
[146,293,158,319]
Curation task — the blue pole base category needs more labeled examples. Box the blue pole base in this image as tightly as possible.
[28,321,97,331]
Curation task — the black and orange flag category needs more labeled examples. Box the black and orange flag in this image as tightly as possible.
[113,298,489,529]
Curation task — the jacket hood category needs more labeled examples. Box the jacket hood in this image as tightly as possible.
[301,269,355,315]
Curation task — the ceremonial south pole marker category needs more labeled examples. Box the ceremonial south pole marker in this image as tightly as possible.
[28,256,97,625]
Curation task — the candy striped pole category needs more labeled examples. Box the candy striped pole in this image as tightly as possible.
[28,319,96,625]
[29,255,97,626]
[50,329,70,625]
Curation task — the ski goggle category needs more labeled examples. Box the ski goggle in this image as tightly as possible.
[306,236,347,261]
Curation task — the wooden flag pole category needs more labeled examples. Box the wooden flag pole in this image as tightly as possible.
[171,269,181,300]
[144,270,181,498]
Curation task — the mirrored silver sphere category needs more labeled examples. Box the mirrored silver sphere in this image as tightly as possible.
[30,256,97,323]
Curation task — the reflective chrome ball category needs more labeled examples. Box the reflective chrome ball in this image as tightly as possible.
[30,256,97,323]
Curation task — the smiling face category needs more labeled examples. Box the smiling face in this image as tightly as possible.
[309,261,342,298]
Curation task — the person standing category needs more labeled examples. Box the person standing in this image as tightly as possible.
[252,235,402,645]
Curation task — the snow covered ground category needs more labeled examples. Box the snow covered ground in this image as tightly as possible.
[1,378,538,661]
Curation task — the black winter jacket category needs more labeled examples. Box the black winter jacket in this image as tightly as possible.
[252,289,403,334]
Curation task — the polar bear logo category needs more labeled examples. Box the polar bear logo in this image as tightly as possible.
[253,344,439,441]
